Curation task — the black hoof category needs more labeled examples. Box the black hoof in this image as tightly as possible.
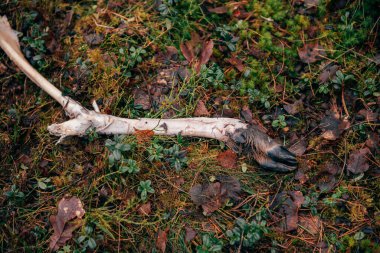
[267,146,297,167]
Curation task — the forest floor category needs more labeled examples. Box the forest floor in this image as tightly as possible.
[0,0,379,252]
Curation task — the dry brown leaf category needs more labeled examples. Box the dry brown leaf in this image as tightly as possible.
[156,229,168,253]
[194,100,210,116]
[189,176,240,214]
[358,109,378,122]
[298,43,326,63]
[240,105,253,123]
[320,110,350,140]
[284,99,303,115]
[270,191,304,232]
[318,64,339,83]
[298,215,321,236]
[226,56,245,72]
[195,40,214,73]
[184,226,197,242]
[133,89,151,110]
[49,196,85,251]
[217,149,237,169]
[138,202,152,216]
[207,6,228,14]
[84,33,104,46]
[134,129,154,145]
[347,148,371,174]
[180,42,195,63]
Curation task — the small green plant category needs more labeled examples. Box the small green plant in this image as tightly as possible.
[199,64,225,89]
[4,185,25,205]
[226,216,268,248]
[147,142,164,162]
[119,158,140,174]
[272,115,287,129]
[118,46,147,77]
[85,127,99,142]
[77,225,101,251]
[164,144,187,172]
[36,177,52,190]
[138,180,155,201]
[105,135,132,165]
[196,234,224,253]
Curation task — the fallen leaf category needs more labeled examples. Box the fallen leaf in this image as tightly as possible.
[134,129,154,145]
[0,62,7,74]
[240,105,253,123]
[184,226,197,242]
[49,196,85,251]
[180,42,195,63]
[217,149,237,169]
[84,33,104,46]
[194,100,210,116]
[270,191,304,232]
[133,89,151,110]
[298,43,326,63]
[295,169,308,184]
[138,202,152,216]
[358,109,378,122]
[156,229,168,253]
[226,56,245,72]
[189,176,240,214]
[289,139,307,156]
[318,174,336,192]
[318,64,339,83]
[195,40,214,73]
[320,110,350,140]
[347,148,371,174]
[207,6,228,14]
[298,215,321,236]
[284,99,304,115]
[365,132,379,151]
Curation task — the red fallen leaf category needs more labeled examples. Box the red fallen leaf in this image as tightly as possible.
[270,191,304,232]
[295,169,308,184]
[365,132,379,151]
[226,56,245,72]
[194,100,210,117]
[207,6,228,14]
[138,202,152,216]
[347,148,371,174]
[298,43,326,63]
[184,226,197,242]
[195,40,214,73]
[134,129,155,145]
[217,149,237,169]
[156,229,168,253]
[49,196,85,251]
[289,139,307,156]
[189,176,240,214]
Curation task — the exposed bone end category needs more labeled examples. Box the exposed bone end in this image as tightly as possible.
[230,125,297,172]
[47,117,92,137]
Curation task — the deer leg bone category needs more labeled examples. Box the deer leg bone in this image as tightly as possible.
[0,16,297,172]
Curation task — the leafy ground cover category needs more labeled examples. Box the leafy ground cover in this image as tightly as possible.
[0,0,379,252]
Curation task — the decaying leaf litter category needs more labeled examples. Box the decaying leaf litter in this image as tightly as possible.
[0,0,379,252]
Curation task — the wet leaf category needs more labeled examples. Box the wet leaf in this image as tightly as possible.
[194,100,210,116]
[156,229,168,253]
[347,148,371,174]
[298,43,326,63]
[217,149,237,169]
[49,196,85,251]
